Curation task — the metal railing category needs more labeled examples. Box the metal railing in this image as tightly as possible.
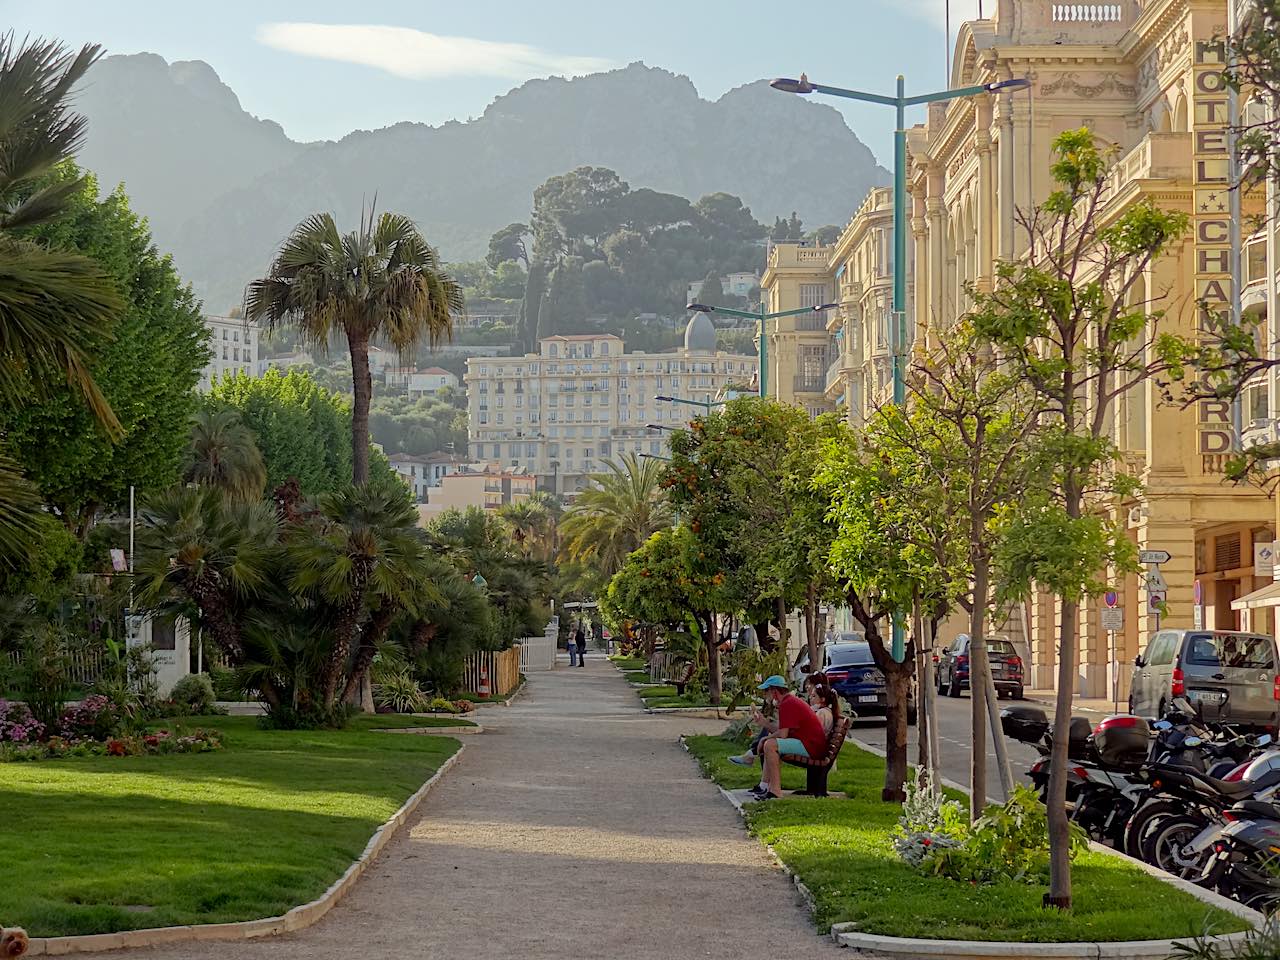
[793,375,825,394]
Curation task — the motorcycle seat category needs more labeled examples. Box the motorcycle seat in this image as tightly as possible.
[1234,799,1280,820]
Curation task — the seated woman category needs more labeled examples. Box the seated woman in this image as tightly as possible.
[729,673,838,768]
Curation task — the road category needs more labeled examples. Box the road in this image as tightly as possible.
[846,693,1087,801]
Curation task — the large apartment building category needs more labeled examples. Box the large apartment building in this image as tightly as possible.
[464,315,757,493]
[760,0,1277,700]
[198,315,258,391]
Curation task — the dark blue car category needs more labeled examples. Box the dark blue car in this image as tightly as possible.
[799,640,917,725]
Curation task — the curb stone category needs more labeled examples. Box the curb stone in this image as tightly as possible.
[374,724,483,736]
[687,732,1259,960]
[24,744,466,955]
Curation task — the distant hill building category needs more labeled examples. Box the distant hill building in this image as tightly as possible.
[198,315,258,391]
[464,314,757,493]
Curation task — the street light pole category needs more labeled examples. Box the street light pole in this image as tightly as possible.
[687,301,838,398]
[771,72,1030,660]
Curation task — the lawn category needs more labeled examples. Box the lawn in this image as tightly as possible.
[684,735,1249,943]
[636,685,714,709]
[0,714,462,937]
[622,670,653,684]
[609,656,646,671]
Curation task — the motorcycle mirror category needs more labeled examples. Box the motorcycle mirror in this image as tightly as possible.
[1173,697,1195,714]
[1184,736,1204,748]
[1260,734,1274,747]
[1153,720,1173,731]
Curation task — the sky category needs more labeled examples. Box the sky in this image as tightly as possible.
[2,0,976,166]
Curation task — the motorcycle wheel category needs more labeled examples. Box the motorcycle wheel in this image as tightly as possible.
[1123,799,1184,861]
[1149,816,1213,881]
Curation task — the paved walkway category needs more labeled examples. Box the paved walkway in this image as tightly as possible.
[90,658,845,959]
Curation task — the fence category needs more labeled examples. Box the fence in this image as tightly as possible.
[4,647,106,687]
[462,646,522,699]
[649,651,678,683]
[518,621,558,672]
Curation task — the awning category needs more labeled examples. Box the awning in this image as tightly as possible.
[1232,581,1280,611]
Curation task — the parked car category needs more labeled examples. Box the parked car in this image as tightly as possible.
[935,635,1025,700]
[1129,629,1280,729]
[797,638,916,725]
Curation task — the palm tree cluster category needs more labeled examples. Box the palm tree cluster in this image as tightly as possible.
[143,413,550,724]
[560,453,672,582]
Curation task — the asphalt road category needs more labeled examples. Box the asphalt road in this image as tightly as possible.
[845,693,1050,801]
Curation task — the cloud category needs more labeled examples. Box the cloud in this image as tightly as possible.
[256,22,614,80]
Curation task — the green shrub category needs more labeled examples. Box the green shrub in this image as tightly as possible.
[168,673,218,715]
[19,632,71,730]
[373,667,429,714]
[425,697,460,714]
[925,786,1088,885]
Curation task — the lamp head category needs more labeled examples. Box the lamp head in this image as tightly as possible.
[984,77,1031,93]
[654,395,673,403]
[686,303,714,313]
[770,73,814,95]
[813,302,839,312]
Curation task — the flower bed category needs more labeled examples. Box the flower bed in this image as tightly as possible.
[0,697,222,762]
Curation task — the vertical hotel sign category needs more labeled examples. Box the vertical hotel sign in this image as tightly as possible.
[1192,36,1234,467]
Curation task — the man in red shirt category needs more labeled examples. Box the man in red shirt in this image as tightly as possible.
[753,675,827,801]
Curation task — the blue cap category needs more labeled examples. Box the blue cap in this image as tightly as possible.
[757,675,788,691]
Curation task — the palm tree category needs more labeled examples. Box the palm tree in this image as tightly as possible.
[0,36,121,430]
[134,487,282,695]
[286,483,435,707]
[244,210,462,485]
[560,453,672,579]
[499,492,560,562]
[184,408,267,502]
[0,36,126,562]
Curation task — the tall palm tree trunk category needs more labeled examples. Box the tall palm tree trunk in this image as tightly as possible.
[349,332,372,485]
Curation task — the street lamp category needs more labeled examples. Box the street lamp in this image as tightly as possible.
[772,71,1030,661]
[687,302,838,398]
[639,452,672,462]
[646,423,676,432]
[654,394,727,414]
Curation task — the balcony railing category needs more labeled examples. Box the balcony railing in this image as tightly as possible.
[794,375,825,394]
[825,358,846,395]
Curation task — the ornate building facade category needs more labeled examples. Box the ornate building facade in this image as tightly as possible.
[760,0,1276,699]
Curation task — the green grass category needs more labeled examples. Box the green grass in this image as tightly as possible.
[0,714,461,937]
[685,735,1248,943]
[609,656,646,671]
[623,670,654,684]
[639,684,679,699]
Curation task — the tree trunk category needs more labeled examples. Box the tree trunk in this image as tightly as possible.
[984,652,1015,800]
[348,331,373,486]
[1046,596,1078,910]
[755,619,774,654]
[704,612,722,705]
[804,584,820,672]
[848,589,913,802]
[341,605,396,706]
[913,597,930,775]
[926,615,943,791]
[969,557,991,819]
[775,597,789,657]
[324,557,373,707]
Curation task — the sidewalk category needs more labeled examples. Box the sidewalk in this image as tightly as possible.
[1025,689,1128,717]
[75,659,845,959]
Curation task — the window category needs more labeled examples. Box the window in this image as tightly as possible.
[151,616,177,651]
[496,413,504,424]
[1143,631,1178,666]
[1186,633,1274,669]
[479,412,489,425]
[492,444,501,458]
[600,342,610,356]
[549,345,559,358]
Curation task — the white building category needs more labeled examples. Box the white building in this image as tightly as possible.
[464,315,757,493]
[386,366,459,397]
[199,315,258,391]
[686,271,759,306]
[257,351,313,376]
[388,452,470,501]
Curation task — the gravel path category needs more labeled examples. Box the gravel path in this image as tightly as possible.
[87,656,847,959]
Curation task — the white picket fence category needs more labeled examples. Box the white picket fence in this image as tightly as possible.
[518,620,558,672]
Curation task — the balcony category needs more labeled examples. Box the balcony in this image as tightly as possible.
[795,313,829,332]
[794,374,825,395]
[768,243,831,272]
[1106,133,1191,193]
[825,357,851,398]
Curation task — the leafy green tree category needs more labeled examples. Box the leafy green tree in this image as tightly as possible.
[603,525,730,701]
[486,222,530,269]
[183,408,267,503]
[696,272,724,307]
[205,369,355,495]
[560,453,672,579]
[368,392,467,456]
[969,129,1196,909]
[244,211,463,485]
[5,165,207,537]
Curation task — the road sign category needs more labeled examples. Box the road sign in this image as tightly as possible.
[1145,569,1168,592]
[1104,590,1118,608]
[1139,550,1172,565]
[1148,590,1166,613]
[1101,606,1124,631]
[1193,605,1204,630]
[1193,579,1203,606]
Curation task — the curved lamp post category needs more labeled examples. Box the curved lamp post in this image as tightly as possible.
[687,301,838,398]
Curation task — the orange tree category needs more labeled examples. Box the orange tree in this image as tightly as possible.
[601,525,729,701]
[665,397,832,664]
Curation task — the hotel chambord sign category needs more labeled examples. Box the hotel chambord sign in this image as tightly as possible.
[1192,36,1234,467]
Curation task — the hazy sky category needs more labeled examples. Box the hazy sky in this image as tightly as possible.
[4,0,977,165]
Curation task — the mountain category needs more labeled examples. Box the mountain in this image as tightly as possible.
[74,56,888,312]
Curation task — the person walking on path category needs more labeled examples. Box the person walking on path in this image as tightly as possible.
[574,621,587,668]
[753,675,827,801]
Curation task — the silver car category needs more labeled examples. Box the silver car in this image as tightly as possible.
[1130,630,1279,728]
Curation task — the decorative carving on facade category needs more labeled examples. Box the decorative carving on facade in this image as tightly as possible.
[1139,26,1190,94]
[1041,71,1136,99]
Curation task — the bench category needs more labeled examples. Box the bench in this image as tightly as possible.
[662,661,696,695]
[781,716,851,798]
